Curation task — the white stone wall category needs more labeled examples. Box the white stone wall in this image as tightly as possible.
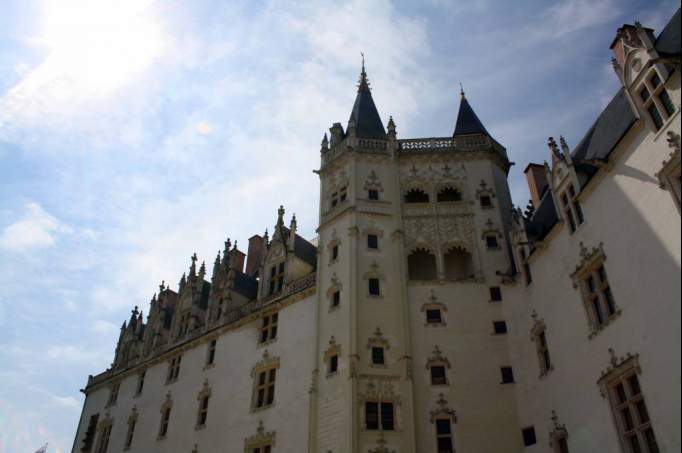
[72,294,316,453]
[504,74,681,452]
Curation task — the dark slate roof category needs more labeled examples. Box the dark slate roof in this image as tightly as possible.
[281,227,318,268]
[453,96,490,137]
[233,271,259,299]
[570,88,636,162]
[348,74,387,140]
[526,192,559,242]
[655,7,681,57]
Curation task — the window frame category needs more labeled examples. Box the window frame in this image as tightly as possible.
[253,366,278,411]
[364,401,395,431]
[166,355,182,383]
[637,68,676,131]
[259,312,279,345]
[435,418,455,453]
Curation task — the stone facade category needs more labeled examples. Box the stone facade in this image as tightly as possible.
[72,10,680,453]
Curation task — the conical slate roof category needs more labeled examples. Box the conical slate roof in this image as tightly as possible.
[348,64,386,140]
[453,94,490,137]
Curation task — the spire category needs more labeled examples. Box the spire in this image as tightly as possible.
[453,90,491,137]
[348,55,386,140]
[277,205,285,227]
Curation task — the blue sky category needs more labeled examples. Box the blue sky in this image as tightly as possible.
[0,0,677,451]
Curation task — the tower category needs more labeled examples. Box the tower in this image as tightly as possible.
[311,62,523,452]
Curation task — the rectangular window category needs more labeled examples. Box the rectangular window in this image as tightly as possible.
[340,186,347,202]
[367,234,378,249]
[648,104,664,130]
[331,192,338,208]
[381,403,395,430]
[490,286,502,302]
[534,327,552,375]
[329,355,338,374]
[518,248,532,286]
[582,263,617,330]
[332,290,340,308]
[561,193,577,232]
[430,366,447,385]
[480,195,492,208]
[639,86,651,102]
[269,263,284,294]
[252,446,272,453]
[365,402,396,431]
[436,419,454,453]
[159,407,171,438]
[493,321,507,334]
[81,413,99,452]
[95,423,112,453]
[207,340,217,366]
[426,309,442,324]
[125,419,136,449]
[522,426,537,446]
[658,89,675,116]
[365,402,379,430]
[486,235,499,249]
[197,395,209,427]
[501,366,515,384]
[167,356,182,383]
[609,374,659,453]
[332,245,338,260]
[255,368,277,409]
[368,278,380,296]
[368,189,379,200]
[136,372,145,395]
[371,347,385,365]
[107,383,120,406]
[260,313,278,344]
[556,437,570,453]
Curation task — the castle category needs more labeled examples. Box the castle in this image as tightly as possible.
[72,9,681,453]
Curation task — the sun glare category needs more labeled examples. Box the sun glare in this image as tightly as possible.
[39,0,163,93]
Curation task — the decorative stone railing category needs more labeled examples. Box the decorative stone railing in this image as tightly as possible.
[261,272,317,304]
[398,137,455,151]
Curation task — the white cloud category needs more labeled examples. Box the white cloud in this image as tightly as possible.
[91,320,119,335]
[0,202,67,252]
[46,345,99,363]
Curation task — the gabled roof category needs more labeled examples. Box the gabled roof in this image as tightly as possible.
[655,7,681,57]
[279,226,318,268]
[570,88,636,163]
[453,95,490,137]
[348,67,386,140]
[233,271,259,299]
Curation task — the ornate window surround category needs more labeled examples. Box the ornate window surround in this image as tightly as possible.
[123,406,137,451]
[475,179,496,209]
[429,393,457,423]
[570,242,621,338]
[548,410,569,452]
[363,261,385,299]
[358,380,402,432]
[95,412,113,453]
[326,273,343,312]
[195,379,211,430]
[363,224,384,253]
[367,327,390,368]
[656,131,681,213]
[244,421,276,453]
[324,336,341,377]
[250,349,280,412]
[420,290,447,327]
[425,346,451,386]
[481,219,503,250]
[327,229,341,265]
[157,392,173,440]
[363,170,385,200]
[530,311,553,378]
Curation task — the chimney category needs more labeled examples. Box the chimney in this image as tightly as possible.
[524,163,549,208]
[245,235,265,277]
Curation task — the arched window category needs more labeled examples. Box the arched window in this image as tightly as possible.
[407,248,437,280]
[443,246,474,280]
[404,188,430,203]
[437,186,462,202]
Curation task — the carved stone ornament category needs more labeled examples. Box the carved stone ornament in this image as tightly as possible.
[367,327,390,350]
[251,349,280,377]
[597,348,641,397]
[569,242,606,287]
[548,410,568,448]
[324,336,341,360]
[655,131,681,211]
[480,218,503,239]
[475,179,496,199]
[359,379,400,403]
[425,345,451,370]
[368,433,396,453]
[363,170,384,192]
[243,421,276,452]
[429,393,457,423]
[197,379,211,400]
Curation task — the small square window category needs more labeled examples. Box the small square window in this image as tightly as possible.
[522,426,537,446]
[426,309,442,324]
[650,72,661,88]
[367,234,378,249]
[368,189,379,200]
[480,195,492,208]
[490,287,502,302]
[371,347,385,365]
[639,86,651,102]
[368,278,380,296]
[501,366,514,384]
[486,235,499,249]
[493,321,507,334]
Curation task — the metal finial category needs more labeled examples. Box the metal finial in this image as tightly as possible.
[361,52,365,73]
[459,82,465,98]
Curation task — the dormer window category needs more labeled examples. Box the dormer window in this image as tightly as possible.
[268,262,284,295]
[638,69,676,131]
[561,185,584,233]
